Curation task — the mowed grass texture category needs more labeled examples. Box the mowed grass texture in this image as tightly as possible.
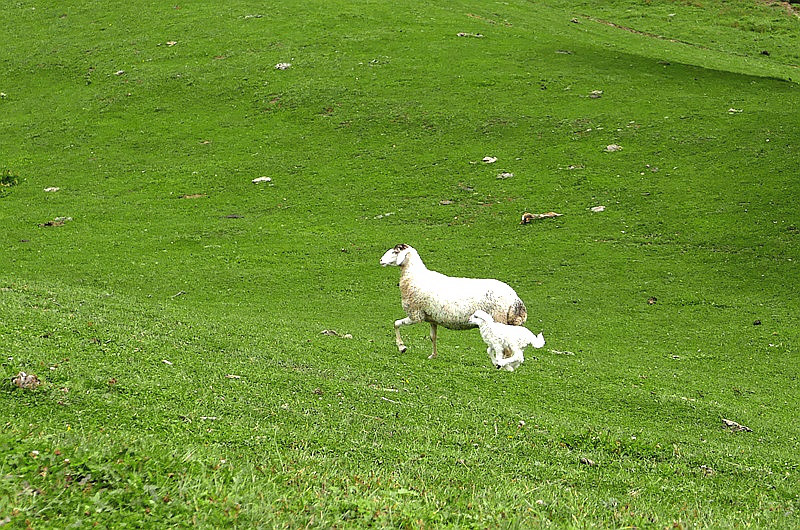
[1,0,799,527]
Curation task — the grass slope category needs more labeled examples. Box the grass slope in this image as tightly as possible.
[1,0,799,527]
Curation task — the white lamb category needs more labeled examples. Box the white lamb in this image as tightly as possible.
[468,309,545,371]
[380,244,527,359]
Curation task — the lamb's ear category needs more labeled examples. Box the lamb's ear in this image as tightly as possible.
[395,246,412,265]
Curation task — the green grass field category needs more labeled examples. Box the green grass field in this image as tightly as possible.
[2,0,799,527]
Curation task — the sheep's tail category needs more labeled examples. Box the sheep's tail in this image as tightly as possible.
[507,298,527,326]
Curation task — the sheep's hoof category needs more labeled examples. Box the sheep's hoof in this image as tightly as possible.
[398,345,407,353]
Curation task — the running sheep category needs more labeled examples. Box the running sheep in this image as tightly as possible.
[468,309,545,371]
[379,244,527,359]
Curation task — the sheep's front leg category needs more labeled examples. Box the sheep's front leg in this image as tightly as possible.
[428,323,438,359]
[394,317,416,353]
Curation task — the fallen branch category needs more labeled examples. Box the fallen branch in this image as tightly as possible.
[521,212,562,224]
[722,418,752,432]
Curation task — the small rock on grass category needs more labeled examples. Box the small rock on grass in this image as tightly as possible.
[589,90,603,98]
[43,187,60,192]
[590,205,605,212]
[497,172,513,179]
[604,144,622,152]
[275,62,292,70]
[580,457,597,466]
[482,156,498,164]
[252,176,272,183]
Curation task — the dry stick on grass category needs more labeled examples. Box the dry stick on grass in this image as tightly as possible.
[722,418,752,432]
[521,212,562,224]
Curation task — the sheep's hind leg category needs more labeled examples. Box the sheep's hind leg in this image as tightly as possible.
[428,323,439,359]
[394,317,415,353]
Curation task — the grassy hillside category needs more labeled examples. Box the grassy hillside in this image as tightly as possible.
[1,0,799,527]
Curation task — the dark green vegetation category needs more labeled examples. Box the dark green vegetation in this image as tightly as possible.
[2,0,799,527]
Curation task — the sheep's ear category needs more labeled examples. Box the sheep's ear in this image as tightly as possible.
[395,246,412,265]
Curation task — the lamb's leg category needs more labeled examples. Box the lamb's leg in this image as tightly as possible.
[486,346,498,368]
[499,346,525,371]
[394,317,415,353]
[491,342,505,368]
[428,322,438,359]
[496,346,507,367]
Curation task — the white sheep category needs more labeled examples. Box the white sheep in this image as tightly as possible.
[468,309,545,371]
[380,244,527,359]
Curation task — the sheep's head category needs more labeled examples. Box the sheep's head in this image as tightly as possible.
[380,244,413,267]
[468,310,493,326]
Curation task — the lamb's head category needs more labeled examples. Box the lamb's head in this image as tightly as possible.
[380,244,414,267]
[468,309,494,326]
